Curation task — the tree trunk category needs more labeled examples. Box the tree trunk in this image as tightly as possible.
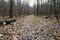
[9,0,13,18]
[53,0,59,23]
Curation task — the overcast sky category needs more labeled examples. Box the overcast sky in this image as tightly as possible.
[21,0,48,7]
[4,0,48,7]
[5,0,9,2]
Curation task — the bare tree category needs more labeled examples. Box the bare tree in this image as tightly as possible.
[1,0,5,16]
[37,0,39,16]
[53,0,59,23]
[9,0,13,18]
[17,0,21,17]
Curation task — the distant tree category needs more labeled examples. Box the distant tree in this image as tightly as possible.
[21,0,29,16]
[9,0,13,18]
[1,0,5,16]
[37,0,39,16]
[53,0,59,22]
[17,0,21,17]
[33,4,37,16]
[0,1,2,16]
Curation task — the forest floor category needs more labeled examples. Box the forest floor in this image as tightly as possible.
[0,15,60,40]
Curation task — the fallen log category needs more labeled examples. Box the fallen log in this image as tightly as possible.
[0,19,16,25]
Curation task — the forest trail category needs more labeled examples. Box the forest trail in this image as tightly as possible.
[0,15,60,40]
